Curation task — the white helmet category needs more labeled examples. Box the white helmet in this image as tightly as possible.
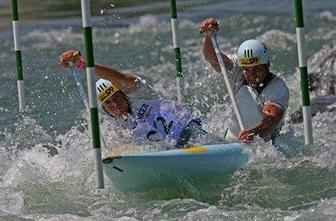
[237,39,269,67]
[96,79,120,104]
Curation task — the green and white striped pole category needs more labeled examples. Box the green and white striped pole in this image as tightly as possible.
[11,0,25,112]
[170,0,184,103]
[80,0,104,188]
[294,0,313,145]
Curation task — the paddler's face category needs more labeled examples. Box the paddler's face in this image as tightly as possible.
[102,91,128,118]
[242,64,268,87]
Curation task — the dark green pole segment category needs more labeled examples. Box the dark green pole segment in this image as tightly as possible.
[174,48,182,77]
[300,67,310,106]
[90,108,101,148]
[81,0,104,188]
[84,26,100,149]
[11,0,25,112]
[83,27,95,67]
[15,51,23,80]
[294,0,304,27]
[294,0,313,144]
[11,0,18,20]
[171,0,177,18]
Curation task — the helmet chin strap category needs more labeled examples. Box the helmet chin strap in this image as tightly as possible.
[246,75,262,88]
[249,72,275,93]
[249,81,264,88]
[104,93,131,119]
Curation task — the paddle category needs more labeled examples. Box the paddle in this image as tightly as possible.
[69,66,89,110]
[208,32,245,131]
[68,61,109,151]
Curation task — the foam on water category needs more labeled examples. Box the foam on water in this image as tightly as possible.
[1,2,336,220]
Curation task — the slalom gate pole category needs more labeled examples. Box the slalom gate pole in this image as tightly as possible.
[170,0,184,103]
[80,0,104,188]
[294,0,313,144]
[11,0,25,112]
[69,65,109,151]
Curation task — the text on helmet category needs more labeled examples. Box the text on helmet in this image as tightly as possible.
[239,57,260,65]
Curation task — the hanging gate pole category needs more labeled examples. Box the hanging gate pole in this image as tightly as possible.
[294,0,313,144]
[80,0,104,188]
[170,0,184,103]
[11,0,25,112]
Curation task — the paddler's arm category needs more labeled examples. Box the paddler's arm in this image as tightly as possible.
[238,103,284,144]
[59,50,136,91]
[200,17,234,73]
[94,63,136,92]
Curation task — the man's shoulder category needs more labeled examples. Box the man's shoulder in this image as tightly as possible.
[260,74,290,111]
[126,76,161,101]
[267,75,289,92]
[260,74,290,103]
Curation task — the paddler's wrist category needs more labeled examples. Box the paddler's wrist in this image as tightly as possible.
[251,126,261,136]
[72,51,86,70]
[74,57,86,70]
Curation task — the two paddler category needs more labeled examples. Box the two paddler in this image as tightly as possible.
[59,17,290,145]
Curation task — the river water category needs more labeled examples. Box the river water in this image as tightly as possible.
[1,0,336,220]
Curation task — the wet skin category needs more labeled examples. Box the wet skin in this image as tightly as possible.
[242,64,269,87]
[102,91,129,118]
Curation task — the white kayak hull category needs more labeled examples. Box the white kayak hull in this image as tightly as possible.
[102,143,247,192]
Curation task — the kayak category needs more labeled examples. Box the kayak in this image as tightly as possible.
[102,143,247,192]
[101,79,272,194]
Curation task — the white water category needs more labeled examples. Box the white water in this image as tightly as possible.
[0,1,336,220]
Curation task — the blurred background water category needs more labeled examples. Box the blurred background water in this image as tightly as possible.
[0,0,336,220]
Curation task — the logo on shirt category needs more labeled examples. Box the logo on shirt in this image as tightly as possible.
[137,103,152,121]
